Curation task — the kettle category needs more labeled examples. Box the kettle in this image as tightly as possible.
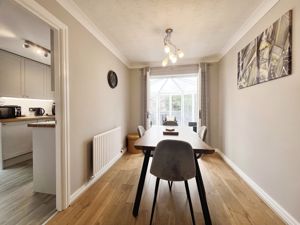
[35,108,45,116]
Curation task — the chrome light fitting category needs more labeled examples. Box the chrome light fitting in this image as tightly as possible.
[162,28,184,67]
[23,40,51,57]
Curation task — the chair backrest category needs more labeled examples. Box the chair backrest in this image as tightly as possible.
[137,125,146,138]
[150,140,196,181]
[199,126,207,141]
[162,120,178,126]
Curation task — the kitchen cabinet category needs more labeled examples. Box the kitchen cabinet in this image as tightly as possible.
[1,121,36,161]
[0,117,55,169]
[45,66,55,99]
[0,50,54,100]
[24,59,45,99]
[30,122,56,194]
[0,50,23,97]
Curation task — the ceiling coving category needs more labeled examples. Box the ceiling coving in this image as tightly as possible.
[57,0,279,68]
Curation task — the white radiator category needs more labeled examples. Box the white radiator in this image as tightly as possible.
[92,126,122,177]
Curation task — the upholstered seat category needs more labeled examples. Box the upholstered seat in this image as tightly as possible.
[150,140,196,181]
[149,140,196,225]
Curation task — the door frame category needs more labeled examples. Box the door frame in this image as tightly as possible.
[14,0,70,211]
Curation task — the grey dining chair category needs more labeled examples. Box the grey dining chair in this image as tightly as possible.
[138,125,174,190]
[199,126,207,141]
[196,126,207,159]
[137,125,145,138]
[149,140,196,225]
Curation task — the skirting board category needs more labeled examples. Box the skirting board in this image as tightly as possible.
[3,152,33,169]
[41,211,57,225]
[215,149,300,225]
[70,149,126,204]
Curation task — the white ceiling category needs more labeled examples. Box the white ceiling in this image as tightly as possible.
[0,0,51,65]
[73,0,264,67]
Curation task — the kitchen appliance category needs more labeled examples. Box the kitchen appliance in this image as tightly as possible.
[0,105,21,119]
[35,108,45,116]
[29,107,45,116]
[52,103,55,116]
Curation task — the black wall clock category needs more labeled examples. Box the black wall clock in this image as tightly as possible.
[107,70,118,88]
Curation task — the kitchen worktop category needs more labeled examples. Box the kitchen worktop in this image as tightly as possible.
[27,121,56,128]
[0,115,55,123]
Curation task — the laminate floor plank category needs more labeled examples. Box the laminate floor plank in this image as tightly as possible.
[0,160,56,225]
[48,153,285,225]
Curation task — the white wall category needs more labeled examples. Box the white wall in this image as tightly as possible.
[0,97,53,116]
[217,0,300,222]
[207,63,219,147]
[36,0,130,194]
[128,68,143,133]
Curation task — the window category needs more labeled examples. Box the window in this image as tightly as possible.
[149,75,198,126]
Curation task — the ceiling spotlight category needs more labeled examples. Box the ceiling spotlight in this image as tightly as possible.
[23,43,30,48]
[36,48,43,55]
[23,40,51,58]
[161,28,184,66]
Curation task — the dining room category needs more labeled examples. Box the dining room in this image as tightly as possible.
[3,0,299,225]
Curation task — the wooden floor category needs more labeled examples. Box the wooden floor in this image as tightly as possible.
[49,153,284,225]
[0,160,56,225]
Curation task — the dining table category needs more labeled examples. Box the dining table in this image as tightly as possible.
[133,125,215,225]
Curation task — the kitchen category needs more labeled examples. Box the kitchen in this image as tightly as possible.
[0,1,57,224]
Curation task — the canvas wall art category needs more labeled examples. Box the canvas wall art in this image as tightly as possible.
[237,10,292,89]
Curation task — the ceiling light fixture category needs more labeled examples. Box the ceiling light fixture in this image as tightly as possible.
[162,28,184,67]
[23,40,51,58]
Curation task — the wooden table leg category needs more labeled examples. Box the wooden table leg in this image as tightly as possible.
[132,150,151,217]
[194,155,212,225]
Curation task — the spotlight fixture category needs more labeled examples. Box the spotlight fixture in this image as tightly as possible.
[161,28,184,67]
[23,40,51,58]
[23,43,30,48]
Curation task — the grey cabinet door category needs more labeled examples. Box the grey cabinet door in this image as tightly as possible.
[1,121,37,160]
[0,50,23,97]
[24,59,45,99]
[45,66,54,100]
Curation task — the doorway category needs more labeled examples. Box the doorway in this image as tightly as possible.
[0,0,70,220]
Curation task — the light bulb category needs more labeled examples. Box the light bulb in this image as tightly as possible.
[177,49,184,58]
[169,53,177,63]
[171,56,177,63]
[162,57,168,67]
[164,44,170,53]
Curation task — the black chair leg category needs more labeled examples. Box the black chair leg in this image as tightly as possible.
[168,181,173,191]
[185,180,196,225]
[150,177,160,225]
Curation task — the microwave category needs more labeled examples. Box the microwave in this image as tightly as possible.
[0,105,21,119]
